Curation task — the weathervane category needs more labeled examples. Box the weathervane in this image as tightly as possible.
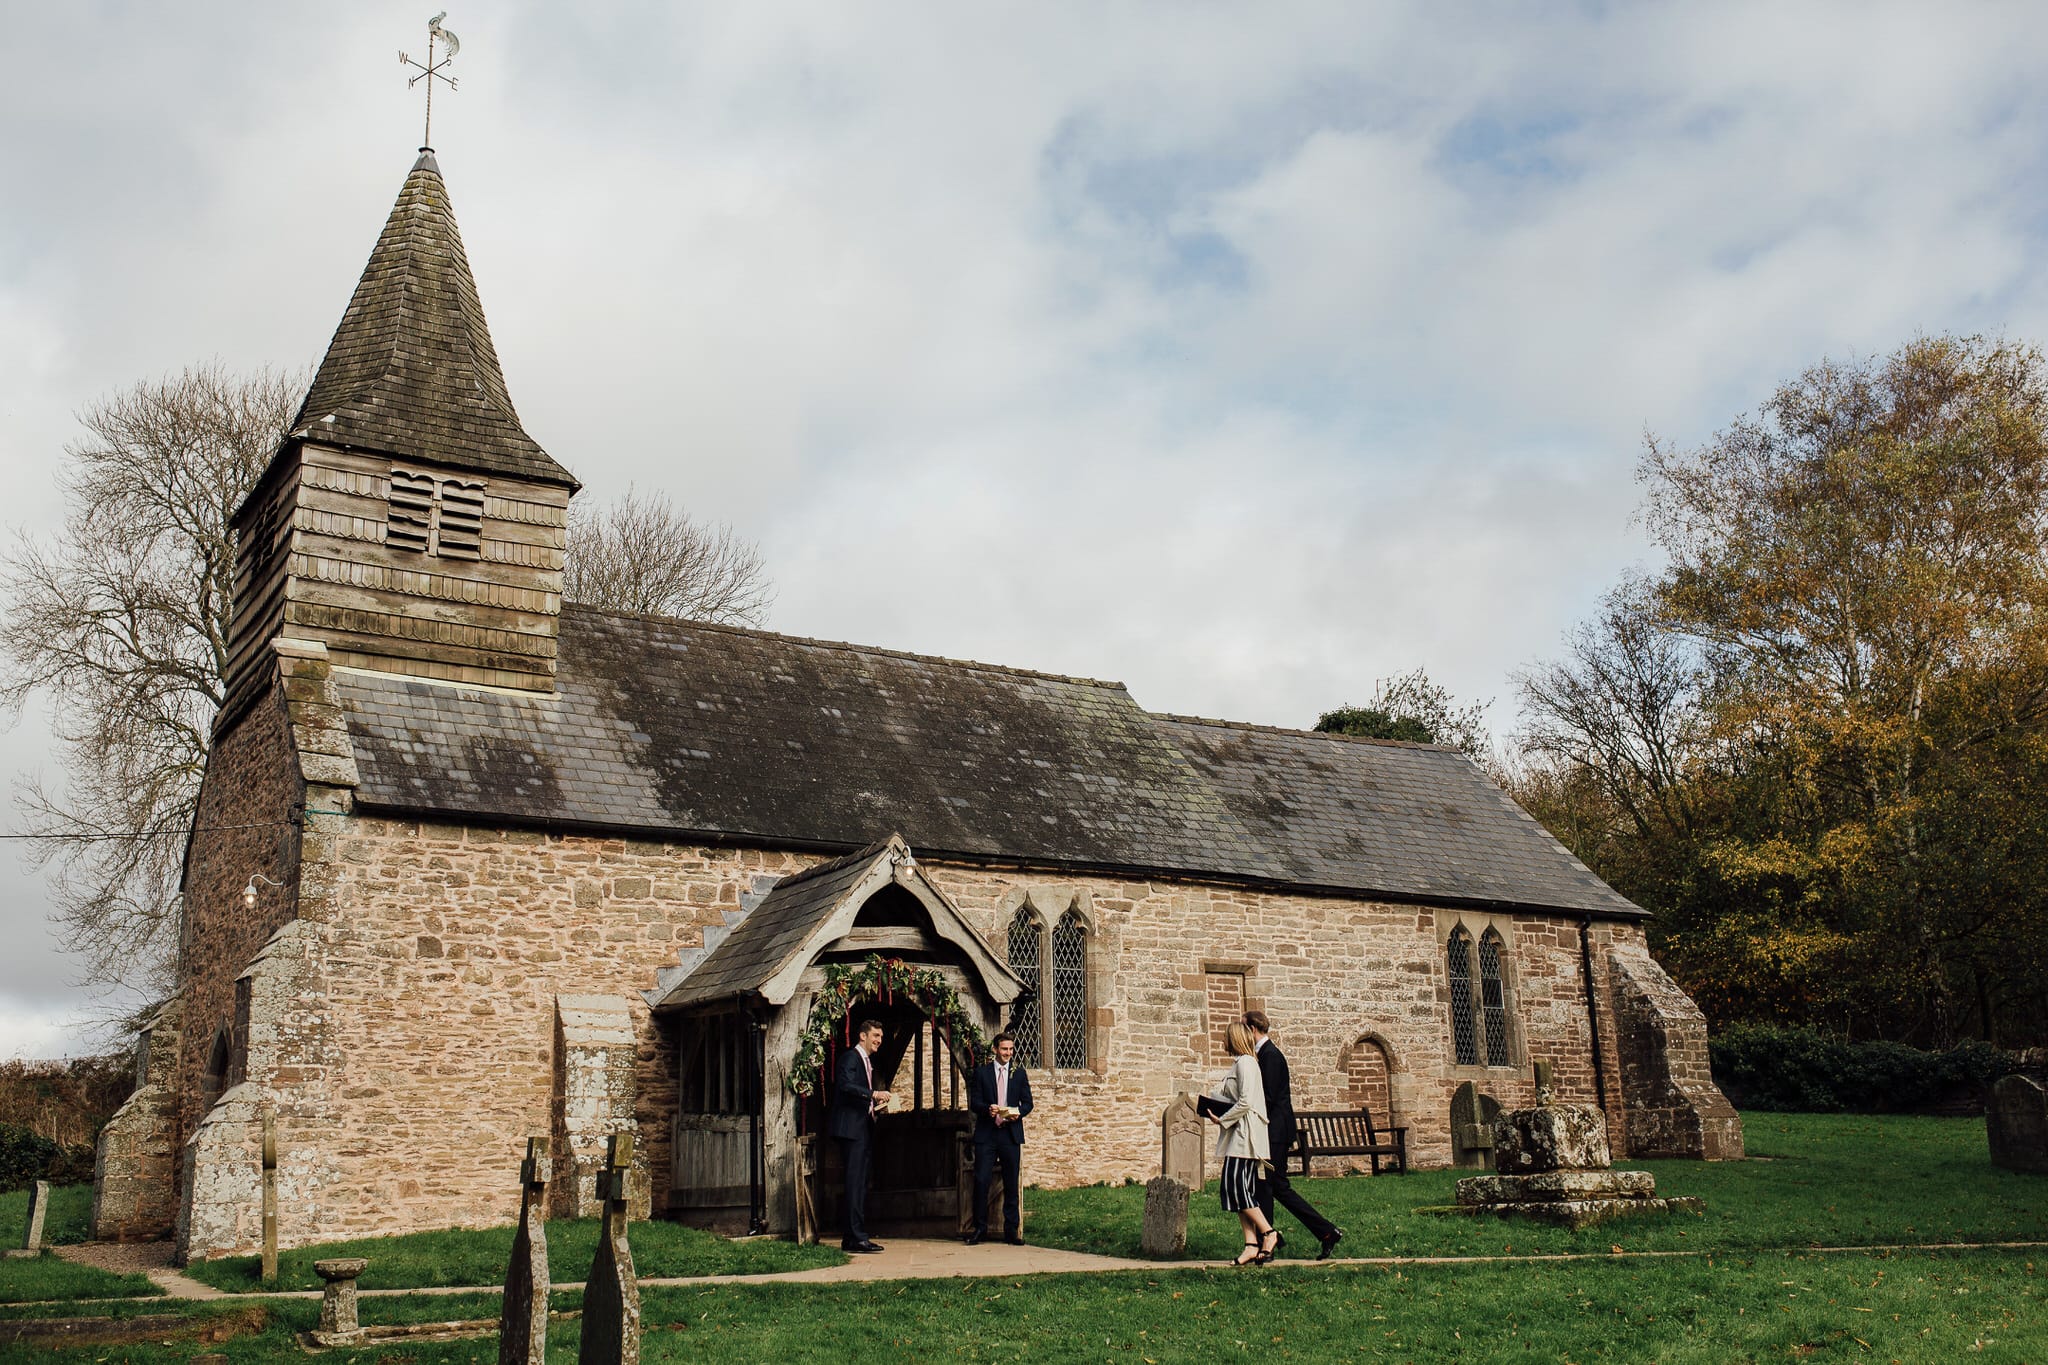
[399,12,461,149]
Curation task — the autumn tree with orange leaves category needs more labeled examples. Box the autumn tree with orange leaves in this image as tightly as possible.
[1515,336,2048,1047]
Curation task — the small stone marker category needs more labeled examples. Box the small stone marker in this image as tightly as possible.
[5,1181,50,1258]
[1987,1073,2048,1174]
[1160,1093,1204,1190]
[500,1137,553,1365]
[261,1111,279,1283]
[577,1133,640,1365]
[311,1257,369,1346]
[1450,1083,1501,1170]
[1139,1175,1191,1258]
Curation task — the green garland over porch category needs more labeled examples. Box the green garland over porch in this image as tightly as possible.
[787,953,992,1097]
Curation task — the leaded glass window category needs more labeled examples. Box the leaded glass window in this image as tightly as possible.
[1006,910,1042,1066]
[1051,910,1087,1069]
[1478,930,1510,1066]
[1447,928,1479,1066]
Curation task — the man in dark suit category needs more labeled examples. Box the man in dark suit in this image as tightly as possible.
[1245,1009,1344,1259]
[965,1031,1034,1245]
[830,1018,893,1253]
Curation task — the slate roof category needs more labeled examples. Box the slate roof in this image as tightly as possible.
[660,843,889,1009]
[286,151,578,489]
[332,605,1646,918]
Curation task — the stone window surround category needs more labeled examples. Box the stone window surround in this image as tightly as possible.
[1434,909,1525,1077]
[996,885,1107,1077]
[1198,958,1259,1067]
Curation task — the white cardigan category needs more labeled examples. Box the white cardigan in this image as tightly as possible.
[1209,1053,1270,1163]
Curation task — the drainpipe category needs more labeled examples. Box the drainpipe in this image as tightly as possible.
[1577,918,1610,1113]
[745,1007,767,1235]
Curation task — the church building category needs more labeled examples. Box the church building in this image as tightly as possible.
[90,150,1742,1260]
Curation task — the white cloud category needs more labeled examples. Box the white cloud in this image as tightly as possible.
[5,0,2048,1046]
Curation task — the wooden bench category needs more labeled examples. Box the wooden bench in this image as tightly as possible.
[1289,1109,1408,1177]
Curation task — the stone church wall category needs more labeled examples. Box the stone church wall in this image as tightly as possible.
[167,794,1733,1253]
[234,818,810,1247]
[171,684,305,1175]
[932,870,1651,1182]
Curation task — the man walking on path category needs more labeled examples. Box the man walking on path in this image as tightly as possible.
[1244,1009,1344,1260]
[966,1031,1034,1245]
[831,1019,893,1253]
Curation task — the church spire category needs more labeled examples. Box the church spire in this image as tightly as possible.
[289,152,577,490]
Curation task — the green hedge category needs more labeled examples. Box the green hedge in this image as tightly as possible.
[1709,1024,2022,1113]
[0,1124,94,1192]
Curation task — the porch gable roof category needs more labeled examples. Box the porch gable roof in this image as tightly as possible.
[648,836,1024,1012]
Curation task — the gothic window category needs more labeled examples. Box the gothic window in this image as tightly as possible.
[387,470,486,559]
[1478,929,1511,1067]
[1447,928,1479,1066]
[1006,909,1043,1067]
[1051,910,1088,1070]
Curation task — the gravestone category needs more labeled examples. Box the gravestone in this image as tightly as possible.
[311,1258,369,1346]
[500,1137,553,1365]
[1160,1093,1204,1190]
[5,1181,50,1258]
[261,1111,278,1282]
[1987,1073,2048,1174]
[577,1133,641,1365]
[1140,1175,1191,1258]
[1450,1083,1500,1170]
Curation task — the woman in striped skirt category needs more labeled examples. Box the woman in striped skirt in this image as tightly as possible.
[1207,1021,1278,1265]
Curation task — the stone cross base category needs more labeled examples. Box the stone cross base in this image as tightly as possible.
[1491,1103,1611,1174]
[1447,1169,1700,1230]
[311,1256,369,1346]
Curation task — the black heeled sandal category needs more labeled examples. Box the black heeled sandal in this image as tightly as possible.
[1255,1228,1280,1264]
[1233,1239,1262,1267]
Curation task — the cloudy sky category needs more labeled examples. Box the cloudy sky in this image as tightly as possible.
[4,1,2048,1055]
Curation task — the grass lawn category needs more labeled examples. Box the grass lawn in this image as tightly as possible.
[0,1183,91,1246]
[1026,1114,2048,1262]
[1,1250,2039,1362]
[182,1215,845,1293]
[0,1185,157,1303]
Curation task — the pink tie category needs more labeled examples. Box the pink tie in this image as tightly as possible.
[997,1065,1008,1108]
[862,1049,875,1114]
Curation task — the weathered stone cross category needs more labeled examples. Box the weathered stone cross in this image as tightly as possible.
[578,1133,641,1365]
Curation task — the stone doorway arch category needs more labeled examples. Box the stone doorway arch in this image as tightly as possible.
[1337,1031,1411,1171]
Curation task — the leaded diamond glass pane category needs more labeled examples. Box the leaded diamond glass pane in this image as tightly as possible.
[1006,912,1042,1066]
[1478,931,1510,1067]
[1052,911,1087,1070]
[1447,929,1479,1066]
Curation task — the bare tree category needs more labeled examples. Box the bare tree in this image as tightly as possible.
[563,486,774,625]
[0,364,303,995]
[1315,667,1492,757]
[1514,578,1711,843]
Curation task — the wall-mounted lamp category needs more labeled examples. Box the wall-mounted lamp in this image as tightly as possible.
[242,872,286,911]
[890,847,917,883]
